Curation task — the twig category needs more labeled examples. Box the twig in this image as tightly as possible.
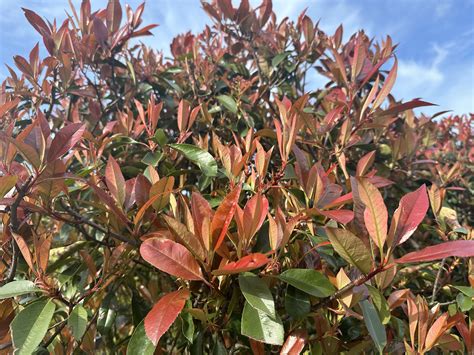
[431,258,447,303]
[3,176,33,284]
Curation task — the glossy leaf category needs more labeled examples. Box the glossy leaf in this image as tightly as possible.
[280,329,307,355]
[395,240,474,264]
[285,286,310,318]
[211,184,241,250]
[357,178,388,249]
[127,320,156,355]
[140,238,204,280]
[388,184,429,246]
[105,155,126,207]
[0,280,41,299]
[360,299,387,353]
[212,253,269,275]
[11,299,56,354]
[68,305,88,341]
[217,95,238,114]
[241,301,284,346]
[326,227,372,274]
[239,273,275,317]
[279,269,335,298]
[47,123,85,162]
[169,143,217,177]
[144,289,190,346]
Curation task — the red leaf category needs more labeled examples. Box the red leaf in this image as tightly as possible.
[317,209,354,224]
[93,17,108,46]
[356,150,376,176]
[212,253,269,275]
[177,99,190,133]
[388,185,429,246]
[140,238,204,280]
[211,184,241,250]
[280,329,307,355]
[242,194,269,242]
[357,178,388,249]
[105,155,126,207]
[22,8,51,36]
[395,240,474,264]
[144,289,189,346]
[47,123,85,162]
[106,0,122,34]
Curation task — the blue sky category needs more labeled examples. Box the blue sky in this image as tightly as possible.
[0,0,473,115]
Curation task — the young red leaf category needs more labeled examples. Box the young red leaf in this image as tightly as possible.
[47,123,85,162]
[317,209,354,224]
[242,194,269,242]
[105,156,126,207]
[388,185,429,246]
[106,0,122,34]
[357,178,388,250]
[211,184,241,250]
[280,329,307,355]
[356,150,376,176]
[140,238,204,280]
[212,253,269,276]
[371,58,397,110]
[144,289,189,346]
[395,240,474,264]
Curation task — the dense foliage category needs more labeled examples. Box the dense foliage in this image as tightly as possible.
[0,0,473,353]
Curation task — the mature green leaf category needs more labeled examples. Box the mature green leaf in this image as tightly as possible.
[367,285,391,324]
[217,95,238,114]
[68,305,88,341]
[360,300,387,353]
[169,143,218,177]
[279,269,335,298]
[239,273,275,317]
[452,285,474,298]
[181,306,195,344]
[127,320,156,355]
[456,293,473,312]
[326,227,372,274]
[272,52,290,67]
[285,286,310,318]
[0,280,41,299]
[11,299,56,354]
[241,301,284,345]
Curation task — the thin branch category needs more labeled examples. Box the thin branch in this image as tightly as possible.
[2,176,33,285]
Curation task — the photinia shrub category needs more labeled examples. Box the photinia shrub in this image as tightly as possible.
[0,0,473,353]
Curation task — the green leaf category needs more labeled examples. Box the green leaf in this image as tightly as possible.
[169,143,218,177]
[360,300,387,353]
[241,301,284,345]
[127,320,156,355]
[271,52,290,68]
[217,95,238,114]
[0,280,41,299]
[456,293,473,312]
[181,301,195,344]
[239,273,275,317]
[452,285,474,298]
[279,269,335,298]
[11,299,56,354]
[153,129,168,147]
[68,305,88,341]
[366,285,391,325]
[325,228,372,274]
[285,286,310,318]
[142,151,162,166]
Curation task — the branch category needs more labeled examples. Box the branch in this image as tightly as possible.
[59,200,139,247]
[2,176,33,285]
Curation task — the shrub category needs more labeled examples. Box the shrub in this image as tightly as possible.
[0,0,472,353]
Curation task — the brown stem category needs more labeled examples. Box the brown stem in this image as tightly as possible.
[313,264,394,311]
[2,176,33,285]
